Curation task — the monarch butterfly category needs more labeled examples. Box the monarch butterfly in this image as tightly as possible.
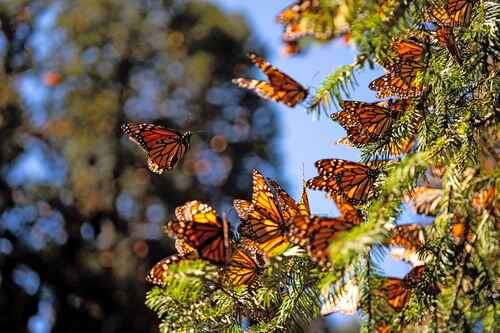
[387,224,426,251]
[368,68,423,98]
[121,122,191,174]
[146,252,197,285]
[307,159,380,205]
[327,194,364,225]
[288,215,357,267]
[236,170,290,256]
[426,0,477,27]
[405,186,442,216]
[233,199,252,220]
[267,179,311,220]
[224,240,267,286]
[377,265,426,311]
[331,100,407,144]
[233,52,308,107]
[369,38,427,98]
[167,201,232,265]
[391,39,427,63]
[472,186,496,212]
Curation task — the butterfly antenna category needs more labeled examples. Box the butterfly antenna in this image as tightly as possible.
[191,129,208,135]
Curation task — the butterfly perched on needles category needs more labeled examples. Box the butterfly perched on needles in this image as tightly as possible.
[166,200,232,265]
[121,122,191,174]
[426,0,477,27]
[232,52,308,107]
[369,39,428,98]
[404,186,443,216]
[224,239,267,286]
[288,215,358,267]
[234,170,310,257]
[307,159,380,205]
[376,265,428,311]
[331,99,409,145]
[385,224,427,266]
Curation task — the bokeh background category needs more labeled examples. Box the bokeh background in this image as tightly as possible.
[0,1,414,332]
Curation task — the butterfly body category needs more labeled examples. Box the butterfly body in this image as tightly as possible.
[122,122,191,173]
[233,52,308,107]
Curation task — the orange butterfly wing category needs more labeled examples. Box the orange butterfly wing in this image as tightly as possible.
[122,122,191,173]
[333,101,404,144]
[146,252,197,285]
[224,240,267,286]
[328,194,364,225]
[288,215,356,267]
[387,224,425,251]
[168,201,231,265]
[406,187,443,216]
[238,170,289,256]
[307,159,379,204]
[232,52,308,107]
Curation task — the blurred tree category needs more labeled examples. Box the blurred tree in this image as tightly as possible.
[0,1,280,332]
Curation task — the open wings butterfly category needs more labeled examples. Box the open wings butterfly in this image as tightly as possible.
[331,100,407,145]
[307,159,380,204]
[121,122,191,174]
[288,215,357,267]
[377,265,427,311]
[232,52,308,107]
[224,240,267,286]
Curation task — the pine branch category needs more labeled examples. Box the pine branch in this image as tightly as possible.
[308,54,367,116]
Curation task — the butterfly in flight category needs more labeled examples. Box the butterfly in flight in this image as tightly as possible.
[307,159,380,205]
[166,200,232,265]
[376,265,428,311]
[331,99,408,145]
[288,215,357,267]
[121,122,191,174]
[224,239,267,286]
[232,52,308,107]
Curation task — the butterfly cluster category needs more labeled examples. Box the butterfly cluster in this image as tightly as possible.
[117,0,489,328]
[369,0,477,98]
